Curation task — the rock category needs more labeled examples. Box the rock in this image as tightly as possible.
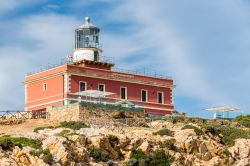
[184,137,198,154]
[0,157,17,166]
[99,137,119,160]
[229,139,250,160]
[11,146,49,166]
[175,129,196,143]
[150,121,173,129]
[202,152,212,161]
[42,136,68,164]
[138,141,152,154]
[199,142,208,155]
[236,158,250,166]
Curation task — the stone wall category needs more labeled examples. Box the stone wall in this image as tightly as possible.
[47,103,146,122]
[47,103,80,122]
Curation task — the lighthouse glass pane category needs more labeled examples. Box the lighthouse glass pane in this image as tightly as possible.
[79,82,86,92]
[121,87,127,100]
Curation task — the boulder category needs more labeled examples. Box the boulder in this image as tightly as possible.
[99,137,119,160]
[229,139,250,160]
[138,141,152,154]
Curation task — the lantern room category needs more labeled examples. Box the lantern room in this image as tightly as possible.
[73,17,102,62]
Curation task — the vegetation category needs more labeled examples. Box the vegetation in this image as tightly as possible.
[127,149,174,166]
[223,148,232,157]
[30,149,53,164]
[88,147,110,162]
[108,135,119,148]
[57,130,72,137]
[201,124,250,146]
[130,149,146,160]
[234,115,250,128]
[153,128,174,136]
[181,125,202,135]
[113,111,126,119]
[58,121,89,130]
[0,135,42,150]
[158,139,176,150]
[34,126,54,133]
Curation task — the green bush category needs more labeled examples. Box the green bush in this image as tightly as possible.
[34,126,54,133]
[153,128,173,136]
[0,135,42,150]
[223,148,231,157]
[158,139,176,150]
[201,124,250,146]
[88,147,110,162]
[108,135,119,148]
[58,121,89,130]
[0,137,14,150]
[129,149,174,166]
[148,149,174,166]
[130,149,146,160]
[234,115,250,128]
[57,130,71,137]
[181,125,202,135]
[30,149,53,164]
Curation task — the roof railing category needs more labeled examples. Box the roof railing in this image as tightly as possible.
[26,57,171,80]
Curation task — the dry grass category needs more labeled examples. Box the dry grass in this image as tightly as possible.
[0,119,60,135]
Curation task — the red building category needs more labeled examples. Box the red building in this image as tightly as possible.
[25,17,174,116]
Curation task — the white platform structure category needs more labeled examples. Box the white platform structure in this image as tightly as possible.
[74,90,115,104]
[206,106,240,119]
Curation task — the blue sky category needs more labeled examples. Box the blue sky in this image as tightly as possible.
[0,0,249,118]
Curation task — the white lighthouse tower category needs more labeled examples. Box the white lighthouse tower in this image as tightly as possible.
[73,17,102,62]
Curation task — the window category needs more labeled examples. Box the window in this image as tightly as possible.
[120,87,127,100]
[94,51,99,61]
[141,90,148,102]
[79,82,86,91]
[43,83,47,91]
[98,84,105,92]
[157,92,164,104]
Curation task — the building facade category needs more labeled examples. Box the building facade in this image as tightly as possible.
[25,17,174,116]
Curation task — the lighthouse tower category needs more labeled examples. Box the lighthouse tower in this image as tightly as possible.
[73,17,102,62]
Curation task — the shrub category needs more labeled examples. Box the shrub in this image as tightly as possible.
[181,125,202,135]
[108,135,119,148]
[0,135,42,150]
[223,148,231,157]
[148,149,174,166]
[234,115,250,128]
[153,128,173,136]
[88,147,110,162]
[34,126,54,133]
[128,149,174,166]
[57,130,71,137]
[58,121,89,130]
[201,124,250,146]
[130,149,146,160]
[158,139,176,150]
[113,111,126,119]
[30,149,53,164]
[0,137,14,150]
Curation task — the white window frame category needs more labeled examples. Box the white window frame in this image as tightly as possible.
[141,89,148,102]
[120,87,127,100]
[79,81,87,92]
[157,91,164,104]
[98,84,105,92]
[43,83,47,92]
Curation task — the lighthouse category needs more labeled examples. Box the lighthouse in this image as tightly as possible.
[25,17,175,116]
[73,17,102,62]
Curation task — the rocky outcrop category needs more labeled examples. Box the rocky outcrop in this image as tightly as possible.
[0,121,249,166]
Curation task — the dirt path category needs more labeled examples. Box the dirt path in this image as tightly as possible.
[0,119,60,134]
